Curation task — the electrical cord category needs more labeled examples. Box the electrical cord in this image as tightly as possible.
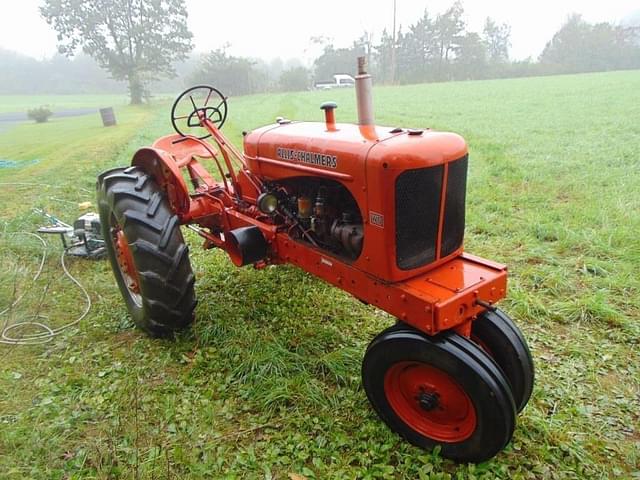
[0,232,92,345]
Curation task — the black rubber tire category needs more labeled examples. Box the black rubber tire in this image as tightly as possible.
[97,166,196,337]
[471,308,534,413]
[362,324,516,463]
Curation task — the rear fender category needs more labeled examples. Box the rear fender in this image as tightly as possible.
[131,147,190,217]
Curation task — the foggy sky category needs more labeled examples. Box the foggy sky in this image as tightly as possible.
[0,0,637,63]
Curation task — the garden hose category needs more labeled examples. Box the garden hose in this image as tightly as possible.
[0,232,92,346]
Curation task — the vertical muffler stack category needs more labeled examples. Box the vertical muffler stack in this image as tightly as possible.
[355,56,374,126]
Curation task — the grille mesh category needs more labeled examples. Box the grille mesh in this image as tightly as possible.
[441,155,468,258]
[395,165,443,270]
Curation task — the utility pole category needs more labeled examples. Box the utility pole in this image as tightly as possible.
[390,0,397,84]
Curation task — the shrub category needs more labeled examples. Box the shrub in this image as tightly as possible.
[27,106,53,123]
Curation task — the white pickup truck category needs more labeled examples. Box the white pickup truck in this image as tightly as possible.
[314,74,355,90]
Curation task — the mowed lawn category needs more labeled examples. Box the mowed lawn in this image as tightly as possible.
[1,70,639,479]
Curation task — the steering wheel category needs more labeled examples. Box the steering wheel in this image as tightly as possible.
[170,85,228,139]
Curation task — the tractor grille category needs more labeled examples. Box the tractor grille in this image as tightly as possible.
[441,155,468,257]
[395,165,443,270]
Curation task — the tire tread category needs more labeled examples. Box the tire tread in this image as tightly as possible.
[97,166,196,337]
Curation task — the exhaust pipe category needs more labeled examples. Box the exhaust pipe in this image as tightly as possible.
[355,56,374,126]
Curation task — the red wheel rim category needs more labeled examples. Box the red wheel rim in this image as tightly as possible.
[384,361,477,442]
[111,218,142,305]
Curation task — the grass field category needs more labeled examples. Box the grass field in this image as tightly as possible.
[1,70,639,479]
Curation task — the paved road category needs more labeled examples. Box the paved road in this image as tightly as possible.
[0,108,101,134]
[0,108,98,123]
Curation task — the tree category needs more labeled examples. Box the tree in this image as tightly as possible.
[41,0,193,104]
[374,29,395,83]
[395,27,415,82]
[455,32,488,79]
[279,66,310,92]
[540,14,640,73]
[313,43,365,81]
[433,1,466,80]
[539,14,588,73]
[189,48,263,96]
[483,18,511,64]
[400,10,438,83]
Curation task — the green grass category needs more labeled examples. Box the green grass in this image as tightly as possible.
[1,70,639,479]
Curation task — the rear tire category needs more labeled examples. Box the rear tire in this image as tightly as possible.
[362,324,516,463]
[97,166,196,337]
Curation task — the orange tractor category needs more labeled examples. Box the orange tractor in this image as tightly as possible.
[97,58,533,462]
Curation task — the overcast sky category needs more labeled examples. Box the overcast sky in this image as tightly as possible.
[0,0,637,63]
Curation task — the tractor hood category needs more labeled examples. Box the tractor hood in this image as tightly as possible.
[243,121,467,183]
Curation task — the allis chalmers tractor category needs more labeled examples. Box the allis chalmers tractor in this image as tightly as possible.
[97,58,533,462]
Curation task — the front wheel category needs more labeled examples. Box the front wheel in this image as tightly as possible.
[471,308,534,413]
[97,166,197,337]
[362,325,516,463]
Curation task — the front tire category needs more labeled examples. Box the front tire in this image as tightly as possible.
[97,166,196,337]
[362,324,516,463]
[471,308,534,413]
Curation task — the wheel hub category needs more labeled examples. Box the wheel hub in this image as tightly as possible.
[384,361,477,442]
[417,390,440,411]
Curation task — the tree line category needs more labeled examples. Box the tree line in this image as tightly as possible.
[313,4,510,84]
[1,0,638,102]
[314,5,640,84]
[0,47,310,98]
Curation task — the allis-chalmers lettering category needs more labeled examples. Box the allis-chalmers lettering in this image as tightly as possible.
[276,147,338,169]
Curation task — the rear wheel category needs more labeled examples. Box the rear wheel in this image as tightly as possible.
[97,166,196,337]
[362,324,516,463]
[471,308,534,413]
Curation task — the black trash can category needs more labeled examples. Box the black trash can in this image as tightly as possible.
[99,107,116,127]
